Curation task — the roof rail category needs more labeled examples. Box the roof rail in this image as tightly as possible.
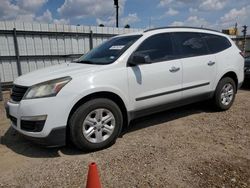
[144,26,221,33]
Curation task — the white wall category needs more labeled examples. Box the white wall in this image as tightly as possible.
[0,21,142,82]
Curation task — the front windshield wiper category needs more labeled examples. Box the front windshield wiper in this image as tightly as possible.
[74,60,95,64]
[73,60,110,65]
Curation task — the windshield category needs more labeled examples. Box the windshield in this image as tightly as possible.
[246,56,250,61]
[75,35,142,65]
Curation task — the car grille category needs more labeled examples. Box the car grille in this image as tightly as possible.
[11,85,29,102]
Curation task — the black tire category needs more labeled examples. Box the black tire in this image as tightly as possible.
[69,98,123,151]
[213,77,236,111]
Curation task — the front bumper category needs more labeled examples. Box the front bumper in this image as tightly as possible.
[5,98,68,147]
[22,127,66,147]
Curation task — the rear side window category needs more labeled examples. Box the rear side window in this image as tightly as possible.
[173,32,208,57]
[201,33,232,53]
[135,33,175,63]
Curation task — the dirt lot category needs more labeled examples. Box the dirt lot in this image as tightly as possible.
[0,86,250,188]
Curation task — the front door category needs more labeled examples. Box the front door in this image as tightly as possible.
[127,33,182,111]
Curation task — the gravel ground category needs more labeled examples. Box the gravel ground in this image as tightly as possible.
[0,85,250,188]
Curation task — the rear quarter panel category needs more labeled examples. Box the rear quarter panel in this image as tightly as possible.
[214,41,244,90]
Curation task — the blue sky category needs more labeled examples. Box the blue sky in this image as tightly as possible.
[0,0,249,33]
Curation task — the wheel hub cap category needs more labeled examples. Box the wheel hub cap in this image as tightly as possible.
[220,83,234,106]
[82,108,115,143]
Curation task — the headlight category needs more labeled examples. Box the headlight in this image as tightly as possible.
[23,77,72,99]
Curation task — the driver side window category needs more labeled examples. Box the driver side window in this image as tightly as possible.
[135,33,175,63]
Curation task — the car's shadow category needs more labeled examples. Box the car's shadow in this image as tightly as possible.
[0,101,216,158]
[125,101,214,134]
[0,127,86,158]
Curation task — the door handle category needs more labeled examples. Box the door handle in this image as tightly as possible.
[207,61,215,66]
[169,66,180,72]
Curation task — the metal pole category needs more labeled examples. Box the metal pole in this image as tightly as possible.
[89,30,93,50]
[13,28,22,76]
[242,25,247,54]
[243,32,247,54]
[243,36,247,54]
[234,22,238,36]
[0,79,2,101]
[116,3,119,28]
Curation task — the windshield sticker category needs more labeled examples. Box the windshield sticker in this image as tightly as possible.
[109,45,125,50]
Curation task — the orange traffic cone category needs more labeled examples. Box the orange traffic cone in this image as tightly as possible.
[86,162,102,188]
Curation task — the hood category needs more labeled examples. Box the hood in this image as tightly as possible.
[14,63,103,86]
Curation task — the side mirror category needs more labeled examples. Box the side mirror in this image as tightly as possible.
[128,53,151,66]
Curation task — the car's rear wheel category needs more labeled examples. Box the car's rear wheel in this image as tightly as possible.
[69,98,123,151]
[213,77,236,110]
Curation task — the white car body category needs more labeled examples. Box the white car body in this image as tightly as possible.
[6,27,244,146]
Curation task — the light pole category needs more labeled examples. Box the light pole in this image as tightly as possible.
[114,0,119,28]
[242,25,247,53]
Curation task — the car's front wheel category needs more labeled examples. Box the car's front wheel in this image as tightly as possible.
[69,98,123,151]
[214,77,236,110]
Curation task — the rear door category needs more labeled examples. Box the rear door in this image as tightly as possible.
[173,32,217,98]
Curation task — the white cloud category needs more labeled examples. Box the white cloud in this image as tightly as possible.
[0,0,247,32]
[189,7,198,13]
[0,1,69,25]
[96,17,115,27]
[36,9,70,24]
[170,4,250,33]
[150,7,179,22]
[53,18,70,25]
[15,14,35,22]
[170,21,184,26]
[121,13,140,25]
[220,5,250,28]
[0,0,47,22]
[96,13,140,27]
[36,9,52,23]
[58,0,126,19]
[199,0,227,11]
[0,0,20,20]
[187,16,209,27]
[158,0,194,8]
[159,0,249,32]
[158,0,173,7]
[170,16,209,28]
[17,0,48,12]
[159,0,230,13]
[166,8,179,16]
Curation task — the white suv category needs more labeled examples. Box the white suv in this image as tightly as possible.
[6,27,244,151]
